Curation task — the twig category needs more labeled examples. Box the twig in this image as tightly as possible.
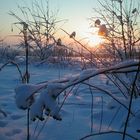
[82,82,134,116]
[89,86,94,133]
[79,130,138,140]
[35,86,75,140]
[99,96,103,133]
[32,120,39,138]
[0,108,7,117]
[35,114,51,140]
[122,60,140,140]
[107,106,121,130]
[0,60,23,82]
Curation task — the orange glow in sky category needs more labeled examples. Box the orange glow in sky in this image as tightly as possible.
[87,34,105,47]
[0,0,98,45]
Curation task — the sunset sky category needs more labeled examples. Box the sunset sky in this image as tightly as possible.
[0,0,99,44]
[0,0,139,45]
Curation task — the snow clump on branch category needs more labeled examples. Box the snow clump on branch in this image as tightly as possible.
[15,83,65,121]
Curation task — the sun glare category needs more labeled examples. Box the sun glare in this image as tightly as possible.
[88,35,104,47]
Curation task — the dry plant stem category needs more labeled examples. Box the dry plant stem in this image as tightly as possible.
[113,74,129,96]
[107,105,121,130]
[0,60,30,140]
[61,28,113,68]
[32,120,39,139]
[94,0,140,94]
[60,44,95,66]
[26,61,139,107]
[58,86,75,114]
[61,29,134,98]
[61,29,95,57]
[35,86,75,140]
[99,96,103,133]
[0,61,23,81]
[122,61,140,140]
[10,1,67,61]
[79,130,138,140]
[35,114,51,140]
[27,108,30,140]
[25,55,30,140]
[73,84,81,96]
[120,1,127,59]
[22,59,138,139]
[89,86,94,133]
[106,74,128,99]
[82,82,134,116]
[22,22,30,140]
[0,108,7,117]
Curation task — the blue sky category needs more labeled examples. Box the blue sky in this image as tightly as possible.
[0,0,99,43]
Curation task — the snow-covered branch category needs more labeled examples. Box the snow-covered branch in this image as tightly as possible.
[15,60,139,120]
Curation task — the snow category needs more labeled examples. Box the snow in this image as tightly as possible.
[47,82,66,97]
[15,81,66,121]
[15,83,47,109]
[0,63,140,140]
[30,88,62,121]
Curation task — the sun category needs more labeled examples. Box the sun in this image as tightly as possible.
[87,34,104,47]
[79,25,105,48]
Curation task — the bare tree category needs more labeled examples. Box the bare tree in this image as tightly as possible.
[9,0,66,61]
[90,0,140,61]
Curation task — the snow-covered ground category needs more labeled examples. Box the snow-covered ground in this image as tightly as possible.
[0,63,140,140]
